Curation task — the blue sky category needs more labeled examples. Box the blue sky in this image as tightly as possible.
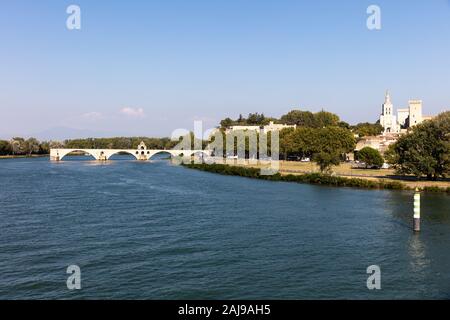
[1,0,449,139]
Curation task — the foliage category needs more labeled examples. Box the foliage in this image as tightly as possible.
[64,137,179,150]
[313,151,341,174]
[219,112,270,127]
[385,111,450,180]
[280,126,356,172]
[279,110,340,128]
[351,122,383,137]
[0,136,183,156]
[220,118,234,128]
[0,140,12,155]
[356,147,384,168]
[280,110,316,127]
[183,163,409,191]
[1,137,51,156]
[219,109,341,128]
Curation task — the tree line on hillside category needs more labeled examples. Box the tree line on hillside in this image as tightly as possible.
[219,109,383,137]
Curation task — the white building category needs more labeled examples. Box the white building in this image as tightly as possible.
[379,91,398,133]
[379,91,430,134]
[225,121,296,134]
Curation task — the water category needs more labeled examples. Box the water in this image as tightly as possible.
[0,156,449,299]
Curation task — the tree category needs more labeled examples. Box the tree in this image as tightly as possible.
[283,127,317,158]
[247,112,265,125]
[356,147,384,168]
[313,110,340,128]
[220,117,233,128]
[279,109,341,128]
[279,128,296,159]
[313,151,341,174]
[385,111,450,180]
[352,122,383,137]
[38,141,50,154]
[280,125,356,172]
[49,141,64,149]
[280,110,316,127]
[25,137,40,155]
[338,121,351,129]
[312,126,355,173]
[0,140,12,155]
[10,137,26,155]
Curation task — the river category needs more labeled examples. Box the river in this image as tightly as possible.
[0,155,449,299]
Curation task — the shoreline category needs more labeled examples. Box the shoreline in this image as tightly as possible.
[0,154,49,159]
[183,163,450,194]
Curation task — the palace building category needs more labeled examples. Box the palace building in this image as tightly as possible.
[379,91,433,134]
[353,91,435,156]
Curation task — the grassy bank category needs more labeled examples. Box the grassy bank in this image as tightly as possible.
[183,163,450,194]
[221,159,450,190]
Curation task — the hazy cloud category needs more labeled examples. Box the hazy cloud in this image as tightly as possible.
[120,107,145,117]
[81,112,103,120]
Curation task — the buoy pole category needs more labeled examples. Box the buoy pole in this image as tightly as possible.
[413,188,421,232]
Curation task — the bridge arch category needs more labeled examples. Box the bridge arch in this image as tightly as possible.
[148,150,177,160]
[59,149,97,160]
[106,150,139,160]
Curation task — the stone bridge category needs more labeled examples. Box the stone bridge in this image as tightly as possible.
[50,141,211,161]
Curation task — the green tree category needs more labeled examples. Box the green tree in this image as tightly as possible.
[352,122,383,137]
[247,112,265,125]
[338,121,351,129]
[285,127,317,157]
[280,110,316,127]
[280,125,355,172]
[25,137,40,155]
[10,137,26,155]
[313,151,341,174]
[279,127,296,159]
[220,117,233,128]
[38,141,50,154]
[49,141,65,149]
[279,109,340,128]
[385,111,450,180]
[0,140,12,155]
[356,147,384,168]
[312,126,355,173]
[313,110,340,128]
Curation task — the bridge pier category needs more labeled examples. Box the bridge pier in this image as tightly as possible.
[98,151,107,161]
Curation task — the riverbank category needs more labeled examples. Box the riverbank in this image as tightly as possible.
[183,162,450,194]
[223,159,450,190]
[0,154,48,159]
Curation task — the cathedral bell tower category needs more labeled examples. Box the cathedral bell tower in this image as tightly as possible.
[379,90,398,134]
[382,90,392,115]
